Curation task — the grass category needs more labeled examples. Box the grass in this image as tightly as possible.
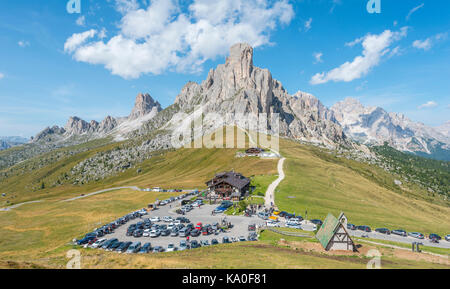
[0,133,449,268]
[276,139,450,237]
[1,145,277,206]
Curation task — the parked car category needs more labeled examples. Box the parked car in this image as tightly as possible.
[107,241,121,251]
[190,229,201,237]
[150,229,161,238]
[347,223,356,230]
[152,246,164,253]
[222,236,231,244]
[117,241,133,253]
[310,219,323,227]
[211,239,219,245]
[248,224,256,231]
[408,232,424,239]
[179,241,189,251]
[201,240,210,247]
[239,236,246,242]
[445,234,450,242]
[357,225,372,232]
[258,212,270,220]
[133,229,143,238]
[163,216,174,223]
[195,223,203,230]
[143,229,152,237]
[266,221,280,227]
[375,228,391,235]
[76,235,96,245]
[179,227,191,237]
[138,243,151,254]
[190,240,201,249]
[170,229,179,237]
[90,238,107,248]
[167,243,177,252]
[150,216,160,222]
[391,229,407,237]
[428,233,441,240]
[248,232,258,241]
[101,238,118,250]
[161,229,171,237]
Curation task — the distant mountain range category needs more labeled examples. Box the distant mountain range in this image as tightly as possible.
[6,43,450,162]
[0,136,29,151]
[332,98,450,161]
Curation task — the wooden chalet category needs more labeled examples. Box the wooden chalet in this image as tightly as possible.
[315,212,356,252]
[206,171,250,201]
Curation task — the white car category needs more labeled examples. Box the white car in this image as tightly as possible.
[150,230,161,238]
[150,216,160,222]
[167,244,177,252]
[143,229,151,237]
[173,219,181,225]
[90,238,106,248]
[286,223,301,229]
[163,216,174,223]
[167,223,175,230]
[266,221,280,227]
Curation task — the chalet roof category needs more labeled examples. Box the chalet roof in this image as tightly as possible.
[206,171,250,190]
[315,213,340,249]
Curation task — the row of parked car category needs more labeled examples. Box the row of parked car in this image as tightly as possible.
[346,223,450,243]
[85,232,258,254]
[127,220,227,239]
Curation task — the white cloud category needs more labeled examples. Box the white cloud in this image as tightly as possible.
[18,40,30,47]
[412,38,431,50]
[65,0,294,79]
[310,28,408,85]
[304,18,312,32]
[418,101,437,109]
[0,73,4,79]
[76,15,86,26]
[64,29,97,53]
[413,32,448,51]
[406,3,424,21]
[313,52,323,63]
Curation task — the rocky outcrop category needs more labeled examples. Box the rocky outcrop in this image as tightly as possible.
[32,126,66,142]
[128,93,162,120]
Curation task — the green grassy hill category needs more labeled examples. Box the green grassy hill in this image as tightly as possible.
[0,133,448,268]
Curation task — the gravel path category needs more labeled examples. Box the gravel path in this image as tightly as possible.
[265,157,286,208]
[61,186,142,202]
[0,200,43,212]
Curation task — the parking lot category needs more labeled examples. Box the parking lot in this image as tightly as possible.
[93,194,266,252]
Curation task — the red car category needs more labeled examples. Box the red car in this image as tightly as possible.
[196,222,203,230]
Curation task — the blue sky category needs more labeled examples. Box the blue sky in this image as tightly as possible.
[0,0,449,137]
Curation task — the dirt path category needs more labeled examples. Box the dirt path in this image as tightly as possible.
[0,200,43,212]
[61,186,142,202]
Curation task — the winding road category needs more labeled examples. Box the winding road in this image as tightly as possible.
[264,157,286,208]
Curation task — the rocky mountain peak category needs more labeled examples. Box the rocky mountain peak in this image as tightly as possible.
[129,93,162,120]
[226,43,254,80]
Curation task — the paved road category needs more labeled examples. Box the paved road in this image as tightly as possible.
[61,186,142,202]
[265,157,286,208]
[102,198,266,250]
[348,229,450,250]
